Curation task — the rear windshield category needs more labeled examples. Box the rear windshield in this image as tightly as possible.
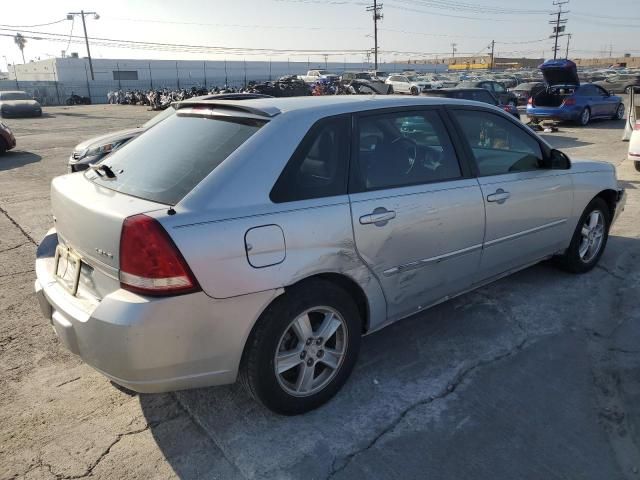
[142,105,176,129]
[88,110,265,205]
[1,92,30,100]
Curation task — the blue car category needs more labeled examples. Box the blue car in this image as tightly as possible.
[527,59,625,126]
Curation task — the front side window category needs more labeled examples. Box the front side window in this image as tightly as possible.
[270,116,349,203]
[354,110,461,191]
[452,110,546,176]
[493,82,506,93]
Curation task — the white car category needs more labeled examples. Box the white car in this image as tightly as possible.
[629,119,640,172]
[385,75,434,95]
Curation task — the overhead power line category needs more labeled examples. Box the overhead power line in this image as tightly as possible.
[0,29,542,59]
[0,18,67,28]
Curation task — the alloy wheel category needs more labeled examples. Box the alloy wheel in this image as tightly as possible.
[578,210,605,263]
[581,108,590,125]
[275,307,348,397]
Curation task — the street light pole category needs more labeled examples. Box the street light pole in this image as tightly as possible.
[67,10,99,80]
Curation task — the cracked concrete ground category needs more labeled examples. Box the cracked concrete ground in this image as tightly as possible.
[1,104,639,479]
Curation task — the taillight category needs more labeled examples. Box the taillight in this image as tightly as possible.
[634,120,640,131]
[563,98,576,106]
[119,214,200,296]
[527,97,533,106]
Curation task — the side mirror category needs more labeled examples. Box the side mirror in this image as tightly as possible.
[550,149,571,169]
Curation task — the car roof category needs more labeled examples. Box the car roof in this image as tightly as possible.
[177,95,498,119]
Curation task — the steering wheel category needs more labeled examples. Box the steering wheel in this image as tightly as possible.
[421,146,444,171]
[391,136,418,174]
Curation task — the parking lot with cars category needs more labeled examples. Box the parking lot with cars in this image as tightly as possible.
[1,99,640,479]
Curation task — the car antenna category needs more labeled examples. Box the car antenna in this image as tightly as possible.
[167,208,176,215]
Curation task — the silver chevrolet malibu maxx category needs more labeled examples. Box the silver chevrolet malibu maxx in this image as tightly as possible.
[35,96,625,414]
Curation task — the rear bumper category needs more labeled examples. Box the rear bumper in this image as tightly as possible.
[526,105,581,121]
[35,229,279,393]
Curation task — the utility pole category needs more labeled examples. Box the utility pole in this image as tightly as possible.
[489,40,495,70]
[366,1,383,70]
[323,54,329,70]
[67,11,99,80]
[549,1,569,60]
[565,34,572,59]
[451,43,457,59]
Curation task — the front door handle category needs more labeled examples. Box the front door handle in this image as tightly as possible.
[360,208,396,226]
[486,189,511,204]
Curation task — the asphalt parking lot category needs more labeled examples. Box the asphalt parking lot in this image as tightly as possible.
[1,102,639,480]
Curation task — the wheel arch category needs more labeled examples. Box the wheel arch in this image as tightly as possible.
[237,271,377,384]
[594,188,618,220]
[294,273,371,334]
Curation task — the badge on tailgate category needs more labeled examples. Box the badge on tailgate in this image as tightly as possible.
[54,244,82,295]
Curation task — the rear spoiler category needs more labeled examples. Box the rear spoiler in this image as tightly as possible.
[174,100,281,118]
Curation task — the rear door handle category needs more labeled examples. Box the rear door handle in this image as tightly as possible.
[486,189,511,204]
[360,209,396,226]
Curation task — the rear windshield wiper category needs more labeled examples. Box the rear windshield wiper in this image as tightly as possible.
[89,164,117,179]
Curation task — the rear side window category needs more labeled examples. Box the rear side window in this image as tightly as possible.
[452,110,545,176]
[89,110,265,205]
[270,116,349,203]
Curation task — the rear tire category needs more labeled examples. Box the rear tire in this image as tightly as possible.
[555,197,610,273]
[577,107,591,126]
[240,279,361,415]
[0,138,7,155]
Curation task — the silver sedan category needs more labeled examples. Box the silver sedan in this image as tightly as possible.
[35,96,625,414]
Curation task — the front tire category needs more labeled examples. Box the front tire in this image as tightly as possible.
[613,103,625,120]
[410,86,418,96]
[241,279,361,415]
[577,107,591,126]
[555,197,610,273]
[0,138,7,155]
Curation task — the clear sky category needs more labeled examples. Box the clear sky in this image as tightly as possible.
[1,0,638,69]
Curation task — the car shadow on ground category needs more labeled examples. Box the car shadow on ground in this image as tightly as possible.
[540,134,593,149]
[0,151,42,171]
[136,234,640,479]
[583,118,627,130]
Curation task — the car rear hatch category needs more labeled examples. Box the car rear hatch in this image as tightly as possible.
[49,173,167,301]
[539,59,580,88]
[45,102,269,302]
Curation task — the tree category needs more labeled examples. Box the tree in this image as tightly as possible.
[14,33,26,64]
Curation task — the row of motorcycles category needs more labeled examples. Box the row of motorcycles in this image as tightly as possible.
[107,76,386,109]
[107,87,212,110]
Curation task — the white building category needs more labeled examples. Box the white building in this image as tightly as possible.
[4,56,446,104]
